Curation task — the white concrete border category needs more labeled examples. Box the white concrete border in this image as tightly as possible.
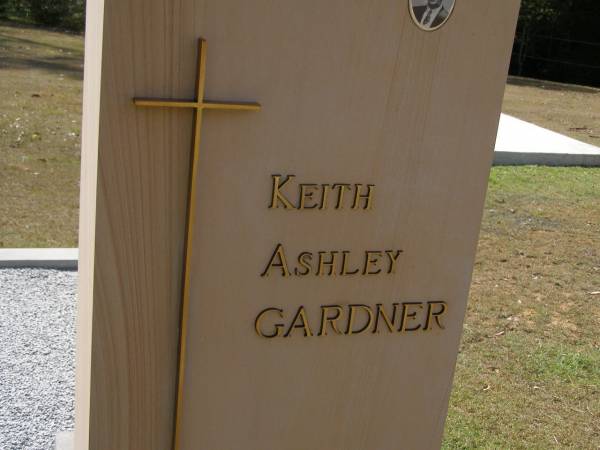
[0,248,78,270]
[55,432,74,450]
[494,150,600,166]
[494,114,600,167]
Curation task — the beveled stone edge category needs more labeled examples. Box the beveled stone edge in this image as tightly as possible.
[494,151,600,167]
[0,248,78,270]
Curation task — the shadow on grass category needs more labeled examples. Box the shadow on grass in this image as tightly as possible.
[0,29,83,80]
[0,18,82,37]
[507,75,600,94]
[0,56,82,79]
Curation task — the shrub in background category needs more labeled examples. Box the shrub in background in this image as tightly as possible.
[27,0,84,32]
[511,0,600,87]
[0,0,85,32]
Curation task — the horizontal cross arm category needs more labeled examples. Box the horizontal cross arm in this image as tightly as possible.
[203,100,261,111]
[133,98,200,108]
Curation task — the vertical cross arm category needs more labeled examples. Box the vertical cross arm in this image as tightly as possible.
[129,37,260,450]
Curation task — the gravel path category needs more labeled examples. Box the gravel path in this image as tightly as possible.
[0,269,76,450]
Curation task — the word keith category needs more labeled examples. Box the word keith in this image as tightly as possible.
[261,244,403,277]
[255,302,448,338]
[270,175,375,210]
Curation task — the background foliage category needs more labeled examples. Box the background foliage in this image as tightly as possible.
[511,0,600,87]
[0,0,599,84]
[0,0,85,32]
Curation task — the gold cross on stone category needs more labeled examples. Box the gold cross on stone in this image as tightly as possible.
[133,38,260,450]
[134,38,260,183]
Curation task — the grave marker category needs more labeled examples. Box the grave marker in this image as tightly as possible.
[75,1,521,449]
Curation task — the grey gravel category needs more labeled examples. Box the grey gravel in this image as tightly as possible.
[0,269,76,450]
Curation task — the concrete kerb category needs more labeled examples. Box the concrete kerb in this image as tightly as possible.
[0,248,78,270]
[55,432,74,450]
[494,114,600,167]
[494,151,600,166]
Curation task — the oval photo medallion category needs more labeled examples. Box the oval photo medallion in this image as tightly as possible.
[409,0,455,31]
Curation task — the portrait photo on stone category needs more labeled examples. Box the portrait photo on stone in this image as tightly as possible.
[409,0,456,31]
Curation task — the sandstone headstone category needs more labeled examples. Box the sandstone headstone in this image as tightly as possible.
[75,1,521,449]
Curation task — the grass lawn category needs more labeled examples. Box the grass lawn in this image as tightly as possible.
[444,166,600,449]
[0,21,82,247]
[1,22,599,449]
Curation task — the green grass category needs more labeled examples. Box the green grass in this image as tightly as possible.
[529,344,600,385]
[1,22,599,449]
[444,167,600,449]
[0,21,82,247]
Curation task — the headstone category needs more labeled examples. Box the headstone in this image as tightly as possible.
[75,1,521,449]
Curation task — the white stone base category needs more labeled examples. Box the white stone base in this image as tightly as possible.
[0,248,78,269]
[494,114,600,166]
[55,432,74,450]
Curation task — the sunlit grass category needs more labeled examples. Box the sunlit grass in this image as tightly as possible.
[445,167,600,449]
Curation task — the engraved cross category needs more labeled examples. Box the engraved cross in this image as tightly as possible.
[133,38,260,450]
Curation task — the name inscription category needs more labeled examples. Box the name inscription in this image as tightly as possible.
[261,244,403,278]
[255,302,448,338]
[270,175,375,210]
[255,174,448,338]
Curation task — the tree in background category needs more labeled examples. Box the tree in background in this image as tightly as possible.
[0,0,17,18]
[0,0,85,32]
[511,0,600,87]
[2,0,598,86]
[27,0,84,31]
[513,0,561,76]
